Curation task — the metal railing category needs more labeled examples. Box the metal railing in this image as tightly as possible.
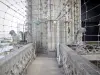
[0,43,36,75]
[57,44,100,75]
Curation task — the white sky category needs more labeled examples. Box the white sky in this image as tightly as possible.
[0,0,27,38]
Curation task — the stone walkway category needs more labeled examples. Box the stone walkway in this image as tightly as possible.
[26,56,64,75]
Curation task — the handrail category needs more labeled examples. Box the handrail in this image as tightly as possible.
[0,43,36,75]
[58,44,100,75]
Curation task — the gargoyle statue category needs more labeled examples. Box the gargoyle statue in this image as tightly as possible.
[74,27,86,45]
[9,30,20,44]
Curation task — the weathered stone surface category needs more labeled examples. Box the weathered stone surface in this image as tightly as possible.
[26,56,63,75]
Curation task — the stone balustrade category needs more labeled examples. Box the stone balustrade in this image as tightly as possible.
[67,45,100,55]
[0,43,36,75]
[58,44,100,75]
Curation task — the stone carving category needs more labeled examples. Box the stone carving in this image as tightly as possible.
[24,31,32,43]
[74,27,86,45]
[9,30,20,45]
[9,30,32,45]
[0,43,35,75]
[57,44,100,75]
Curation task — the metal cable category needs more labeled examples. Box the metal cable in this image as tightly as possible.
[0,0,27,39]
[81,0,100,44]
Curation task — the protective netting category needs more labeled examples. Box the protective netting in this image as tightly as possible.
[0,0,27,41]
[81,0,100,45]
[80,0,100,68]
